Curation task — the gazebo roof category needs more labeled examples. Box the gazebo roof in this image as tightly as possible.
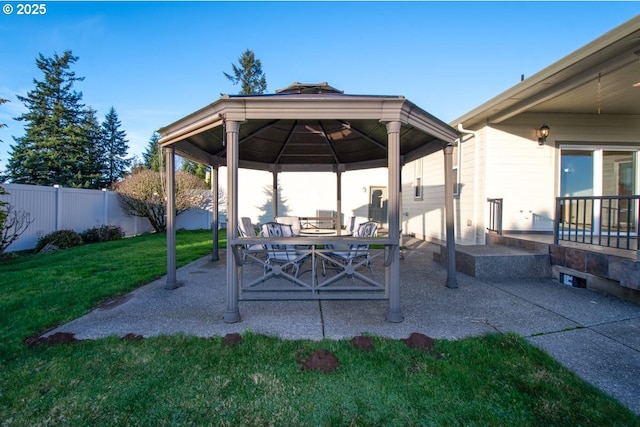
[158,82,459,172]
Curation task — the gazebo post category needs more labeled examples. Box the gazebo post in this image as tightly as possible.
[443,144,459,288]
[336,170,342,231]
[158,83,460,319]
[272,170,278,219]
[224,120,241,323]
[385,121,403,322]
[211,165,219,261]
[165,146,178,290]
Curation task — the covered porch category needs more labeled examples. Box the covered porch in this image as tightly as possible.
[158,82,460,323]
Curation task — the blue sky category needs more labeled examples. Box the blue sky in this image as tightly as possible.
[1,2,638,172]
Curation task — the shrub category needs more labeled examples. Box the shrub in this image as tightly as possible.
[35,230,83,252]
[80,225,125,244]
[114,169,209,233]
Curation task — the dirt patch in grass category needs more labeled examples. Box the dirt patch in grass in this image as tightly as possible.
[351,336,374,351]
[24,332,79,348]
[223,333,243,347]
[300,349,340,373]
[122,333,144,341]
[401,332,435,351]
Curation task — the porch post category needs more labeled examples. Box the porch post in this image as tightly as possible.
[385,121,403,322]
[443,144,458,288]
[211,165,219,261]
[224,120,241,323]
[336,171,342,231]
[272,170,278,219]
[165,146,178,290]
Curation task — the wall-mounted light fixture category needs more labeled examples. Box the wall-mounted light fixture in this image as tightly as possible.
[536,124,550,145]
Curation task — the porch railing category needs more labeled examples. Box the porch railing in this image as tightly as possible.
[554,195,639,255]
[487,198,503,235]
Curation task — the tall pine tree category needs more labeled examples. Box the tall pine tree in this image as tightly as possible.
[6,51,100,187]
[79,107,105,188]
[100,106,130,186]
[224,49,267,95]
[142,131,161,172]
[180,159,209,182]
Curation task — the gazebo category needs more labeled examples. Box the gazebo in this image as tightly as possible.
[158,82,460,323]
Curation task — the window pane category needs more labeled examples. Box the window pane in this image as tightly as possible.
[603,151,635,196]
[561,150,593,197]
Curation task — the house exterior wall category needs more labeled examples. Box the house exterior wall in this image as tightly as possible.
[226,168,388,228]
[402,113,640,246]
[402,150,445,242]
[485,116,557,233]
[402,129,486,245]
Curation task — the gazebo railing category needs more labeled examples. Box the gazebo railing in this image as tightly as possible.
[230,236,394,300]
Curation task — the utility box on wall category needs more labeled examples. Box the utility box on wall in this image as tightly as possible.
[316,210,335,229]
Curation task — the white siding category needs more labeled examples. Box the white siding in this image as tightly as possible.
[485,119,556,232]
[401,113,640,245]
[402,129,486,245]
[491,113,640,233]
[457,129,485,244]
[229,168,387,227]
[402,150,447,242]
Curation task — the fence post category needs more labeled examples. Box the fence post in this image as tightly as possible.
[54,185,62,231]
[102,188,108,225]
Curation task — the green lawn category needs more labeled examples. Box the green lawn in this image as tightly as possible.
[1,230,638,426]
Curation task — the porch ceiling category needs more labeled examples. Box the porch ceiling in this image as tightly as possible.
[454,15,640,127]
[158,83,459,172]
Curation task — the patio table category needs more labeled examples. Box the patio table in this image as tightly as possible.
[299,229,352,237]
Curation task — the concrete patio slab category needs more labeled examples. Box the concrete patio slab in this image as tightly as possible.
[47,239,640,415]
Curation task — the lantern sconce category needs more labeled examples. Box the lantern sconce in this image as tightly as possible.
[536,124,550,145]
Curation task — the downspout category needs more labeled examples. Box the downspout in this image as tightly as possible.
[456,123,480,244]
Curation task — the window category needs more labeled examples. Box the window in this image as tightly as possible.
[560,146,638,232]
[560,148,637,197]
[452,142,460,196]
[414,159,423,200]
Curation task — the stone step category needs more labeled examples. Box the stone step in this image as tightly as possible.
[434,244,551,280]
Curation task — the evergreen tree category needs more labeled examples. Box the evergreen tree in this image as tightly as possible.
[100,106,131,186]
[6,51,92,187]
[0,98,8,181]
[179,159,208,182]
[79,108,105,188]
[142,131,161,171]
[0,98,7,137]
[224,49,267,95]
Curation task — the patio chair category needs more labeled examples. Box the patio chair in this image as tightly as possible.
[274,216,302,235]
[347,216,370,234]
[237,217,263,264]
[261,222,309,279]
[322,221,378,277]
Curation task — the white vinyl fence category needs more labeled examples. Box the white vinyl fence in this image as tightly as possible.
[0,183,219,252]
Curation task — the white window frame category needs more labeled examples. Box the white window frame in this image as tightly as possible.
[453,141,461,197]
[414,158,423,200]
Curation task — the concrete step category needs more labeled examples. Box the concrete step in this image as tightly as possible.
[434,244,551,280]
